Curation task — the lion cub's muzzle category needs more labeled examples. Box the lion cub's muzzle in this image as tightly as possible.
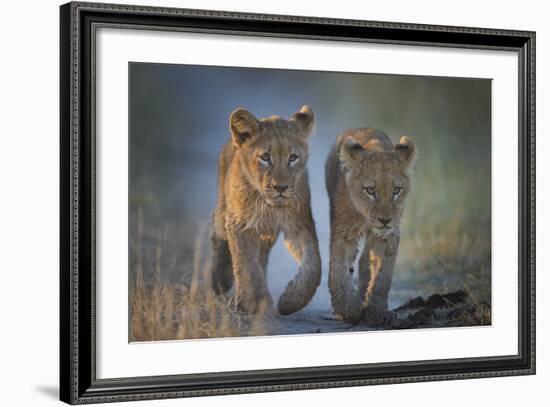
[371,216,399,237]
[264,183,295,205]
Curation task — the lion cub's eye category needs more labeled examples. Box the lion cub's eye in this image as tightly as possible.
[393,186,402,195]
[288,153,298,163]
[364,186,376,196]
[259,152,271,162]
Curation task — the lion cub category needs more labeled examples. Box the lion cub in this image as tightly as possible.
[325,128,416,325]
[210,106,322,315]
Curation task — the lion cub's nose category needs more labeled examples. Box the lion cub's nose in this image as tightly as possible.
[273,184,289,193]
[378,217,392,227]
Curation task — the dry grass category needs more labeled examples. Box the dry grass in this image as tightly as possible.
[448,302,491,326]
[128,210,267,342]
[129,281,267,341]
[394,198,492,323]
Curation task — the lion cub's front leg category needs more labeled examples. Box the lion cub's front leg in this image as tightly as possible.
[362,231,399,327]
[278,220,322,315]
[328,233,363,324]
[226,227,272,314]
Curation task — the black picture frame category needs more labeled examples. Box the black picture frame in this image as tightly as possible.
[60,1,536,404]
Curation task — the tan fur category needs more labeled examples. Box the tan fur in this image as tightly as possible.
[325,128,416,325]
[210,106,322,315]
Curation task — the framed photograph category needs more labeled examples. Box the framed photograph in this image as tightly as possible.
[60,1,535,404]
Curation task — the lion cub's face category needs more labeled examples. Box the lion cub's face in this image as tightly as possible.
[340,136,416,237]
[230,106,314,206]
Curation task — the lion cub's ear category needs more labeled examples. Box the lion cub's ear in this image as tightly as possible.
[230,108,260,147]
[339,137,364,167]
[291,105,314,138]
[395,136,417,171]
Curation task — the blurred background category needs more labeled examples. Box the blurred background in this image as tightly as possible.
[129,62,491,338]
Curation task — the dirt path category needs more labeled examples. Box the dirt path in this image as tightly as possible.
[262,290,490,336]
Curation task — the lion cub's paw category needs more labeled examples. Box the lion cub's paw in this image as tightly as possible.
[237,294,273,315]
[364,307,398,328]
[277,292,304,316]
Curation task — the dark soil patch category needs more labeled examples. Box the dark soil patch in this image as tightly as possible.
[391,290,491,329]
